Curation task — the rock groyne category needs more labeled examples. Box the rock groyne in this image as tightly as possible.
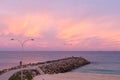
[8,57,90,80]
[39,56,90,74]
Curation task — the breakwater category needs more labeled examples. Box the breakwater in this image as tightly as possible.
[0,57,90,75]
[7,57,90,80]
[39,56,90,74]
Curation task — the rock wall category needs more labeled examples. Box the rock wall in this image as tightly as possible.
[39,57,90,74]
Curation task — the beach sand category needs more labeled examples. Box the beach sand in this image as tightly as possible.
[33,72,120,80]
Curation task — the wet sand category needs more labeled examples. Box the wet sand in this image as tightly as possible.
[33,72,120,80]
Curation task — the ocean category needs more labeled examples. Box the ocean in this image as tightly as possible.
[0,51,120,75]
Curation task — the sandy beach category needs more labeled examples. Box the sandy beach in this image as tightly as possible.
[33,72,120,80]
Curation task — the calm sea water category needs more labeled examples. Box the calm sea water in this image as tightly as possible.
[0,51,120,75]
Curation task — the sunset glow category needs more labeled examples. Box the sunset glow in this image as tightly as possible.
[0,0,120,51]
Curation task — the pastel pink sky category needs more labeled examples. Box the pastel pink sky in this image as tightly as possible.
[0,0,120,51]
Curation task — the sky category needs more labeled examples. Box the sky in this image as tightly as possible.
[0,0,120,51]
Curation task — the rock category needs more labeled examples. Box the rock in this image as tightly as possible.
[8,56,90,80]
[39,57,90,74]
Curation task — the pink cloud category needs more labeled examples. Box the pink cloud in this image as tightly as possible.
[0,2,120,50]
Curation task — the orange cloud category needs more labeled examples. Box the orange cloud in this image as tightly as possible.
[0,11,120,50]
[1,13,53,38]
[55,15,120,50]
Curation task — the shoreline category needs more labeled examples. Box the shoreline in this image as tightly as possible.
[0,57,90,75]
[0,57,90,80]
[33,72,120,80]
[1,56,120,80]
